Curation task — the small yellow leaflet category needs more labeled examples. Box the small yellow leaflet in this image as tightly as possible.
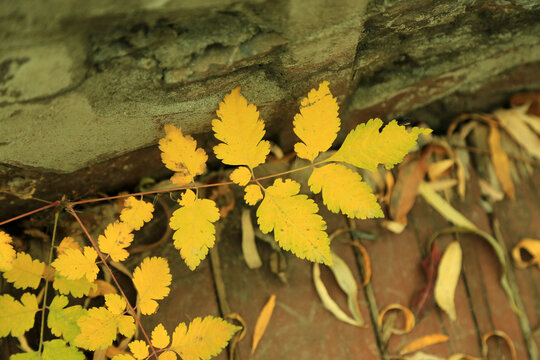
[3,252,45,289]
[212,86,270,169]
[98,221,134,262]
[0,230,15,271]
[132,256,171,315]
[159,124,208,186]
[129,340,149,360]
[47,295,87,344]
[309,163,383,219]
[170,316,240,360]
[256,179,332,265]
[244,184,263,205]
[230,166,252,186]
[105,293,127,315]
[57,236,81,255]
[294,81,340,161]
[120,196,154,230]
[0,293,38,337]
[152,323,170,348]
[53,273,96,298]
[75,306,134,350]
[329,118,431,172]
[52,246,99,282]
[170,190,220,270]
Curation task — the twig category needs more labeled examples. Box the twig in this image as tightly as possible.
[0,201,59,226]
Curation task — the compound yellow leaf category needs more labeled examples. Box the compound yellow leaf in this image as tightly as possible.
[0,230,15,271]
[151,323,170,349]
[47,295,87,344]
[128,340,149,360]
[0,293,38,337]
[293,81,340,161]
[52,246,99,282]
[57,236,81,255]
[330,119,431,172]
[170,190,220,270]
[244,184,263,205]
[170,316,240,360]
[132,257,171,315]
[256,179,332,265]
[159,124,208,186]
[120,197,155,231]
[309,163,383,219]
[105,294,127,315]
[3,252,45,289]
[230,166,252,186]
[212,86,270,169]
[435,241,462,321]
[98,221,134,262]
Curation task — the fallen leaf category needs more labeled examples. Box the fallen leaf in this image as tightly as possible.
[410,244,442,320]
[404,352,445,360]
[510,92,540,117]
[494,107,540,159]
[478,178,504,202]
[482,330,517,360]
[251,295,276,355]
[312,263,362,327]
[512,238,540,268]
[225,313,246,360]
[89,280,118,298]
[350,241,371,287]
[424,179,458,192]
[329,251,363,324]
[399,334,449,355]
[434,241,462,321]
[384,171,395,205]
[377,304,415,336]
[428,159,454,181]
[241,208,262,269]
[381,220,407,234]
[488,124,515,199]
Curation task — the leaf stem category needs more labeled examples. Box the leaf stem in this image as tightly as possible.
[38,211,59,354]
[67,205,159,360]
[0,201,59,226]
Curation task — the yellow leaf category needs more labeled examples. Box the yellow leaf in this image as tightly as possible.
[512,238,540,268]
[128,340,149,360]
[105,294,126,315]
[98,221,134,262]
[377,304,415,335]
[329,119,431,172]
[112,355,136,360]
[159,351,177,360]
[400,334,449,355]
[159,124,208,186]
[88,279,117,298]
[120,197,155,231]
[482,330,517,360]
[117,315,135,338]
[170,190,220,270]
[0,230,16,271]
[256,179,331,264]
[244,184,263,205]
[53,273,96,298]
[0,293,38,337]
[3,252,45,289]
[230,166,252,186]
[57,236,81,255]
[52,246,99,282]
[75,307,121,350]
[488,124,515,199]
[293,81,340,161]
[435,241,462,321]
[212,86,270,169]
[309,163,383,219]
[132,257,171,315]
[170,316,240,360]
[251,295,276,355]
[151,323,170,349]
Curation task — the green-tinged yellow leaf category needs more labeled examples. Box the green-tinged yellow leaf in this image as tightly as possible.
[120,196,155,231]
[308,163,383,219]
[52,246,99,282]
[256,179,332,265]
[53,273,96,298]
[329,119,431,172]
[170,190,220,270]
[244,184,263,205]
[105,294,127,315]
[230,166,252,186]
[294,81,340,161]
[0,293,38,337]
[152,323,170,349]
[11,339,85,360]
[159,124,208,186]
[132,257,171,315]
[3,252,44,289]
[170,316,240,360]
[98,221,134,262]
[0,230,15,271]
[47,295,87,344]
[212,86,270,169]
[129,340,149,360]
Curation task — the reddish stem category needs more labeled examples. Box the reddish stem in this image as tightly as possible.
[67,205,159,360]
[0,201,60,226]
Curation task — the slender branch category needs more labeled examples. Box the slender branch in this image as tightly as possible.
[0,201,59,226]
[38,212,59,354]
[67,205,159,360]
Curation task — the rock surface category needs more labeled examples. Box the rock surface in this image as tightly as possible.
[1,0,539,216]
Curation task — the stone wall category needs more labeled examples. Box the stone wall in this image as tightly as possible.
[1,0,539,216]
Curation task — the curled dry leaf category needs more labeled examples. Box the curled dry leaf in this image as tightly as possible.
[410,244,442,320]
[424,179,458,192]
[512,238,540,268]
[494,107,540,159]
[434,241,462,321]
[329,251,363,324]
[488,124,515,199]
[428,159,454,181]
[478,178,504,202]
[381,220,407,234]
[225,313,246,360]
[399,334,449,355]
[312,263,362,327]
[89,280,117,298]
[482,330,517,360]
[241,208,262,269]
[377,304,415,336]
[383,171,394,205]
[350,241,371,287]
[251,295,276,355]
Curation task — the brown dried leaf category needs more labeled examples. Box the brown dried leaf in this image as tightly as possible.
[482,330,517,360]
[251,294,276,355]
[89,280,118,298]
[512,238,540,268]
[488,124,515,199]
[399,334,449,355]
[494,107,540,159]
[410,244,442,320]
